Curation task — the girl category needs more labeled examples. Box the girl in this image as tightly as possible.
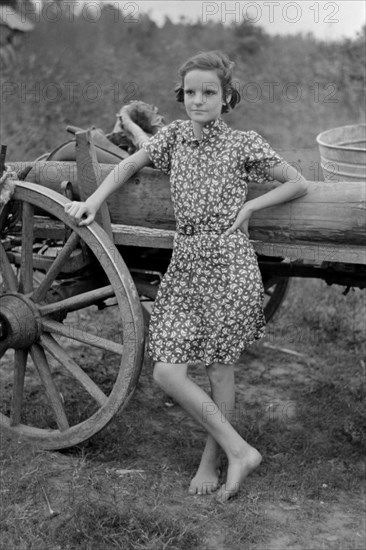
[65,51,308,502]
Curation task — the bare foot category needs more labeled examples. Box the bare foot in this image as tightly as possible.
[188,462,220,496]
[216,447,262,503]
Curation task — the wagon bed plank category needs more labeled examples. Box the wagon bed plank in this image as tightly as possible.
[15,215,366,265]
[251,240,366,265]
[11,160,365,244]
[7,158,366,263]
[110,224,366,265]
[111,223,175,248]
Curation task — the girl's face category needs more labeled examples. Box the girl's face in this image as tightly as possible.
[183,70,226,126]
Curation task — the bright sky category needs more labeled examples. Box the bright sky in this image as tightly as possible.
[31,1,366,41]
[134,1,366,40]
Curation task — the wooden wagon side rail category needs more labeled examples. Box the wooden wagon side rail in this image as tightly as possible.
[8,159,366,265]
[108,223,366,265]
[13,216,366,266]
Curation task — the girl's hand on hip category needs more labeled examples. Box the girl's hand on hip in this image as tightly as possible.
[225,204,253,237]
[64,201,96,226]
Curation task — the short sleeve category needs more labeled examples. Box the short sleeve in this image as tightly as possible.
[244,131,286,184]
[141,122,178,175]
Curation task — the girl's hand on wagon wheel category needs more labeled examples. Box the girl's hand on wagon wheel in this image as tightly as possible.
[64,201,97,226]
[225,203,254,238]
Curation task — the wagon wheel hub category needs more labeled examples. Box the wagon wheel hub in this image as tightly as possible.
[0,293,41,349]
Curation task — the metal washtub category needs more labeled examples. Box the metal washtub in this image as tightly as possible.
[316,123,366,182]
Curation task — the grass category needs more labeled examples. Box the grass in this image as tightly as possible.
[53,503,203,549]
[1,281,365,549]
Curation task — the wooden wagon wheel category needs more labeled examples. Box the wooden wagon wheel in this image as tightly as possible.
[0,182,144,450]
[262,275,290,322]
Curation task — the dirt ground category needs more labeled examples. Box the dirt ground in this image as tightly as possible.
[0,278,365,549]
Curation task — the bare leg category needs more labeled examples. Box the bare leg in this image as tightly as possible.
[189,362,236,495]
[153,362,262,502]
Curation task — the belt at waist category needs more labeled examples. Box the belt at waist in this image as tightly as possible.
[176,222,229,236]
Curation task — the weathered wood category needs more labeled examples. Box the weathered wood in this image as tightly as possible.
[42,318,124,355]
[19,202,34,294]
[248,181,366,247]
[0,241,18,291]
[68,126,129,159]
[10,160,365,246]
[252,240,366,265]
[30,343,70,432]
[40,334,108,407]
[75,132,113,237]
[38,285,114,316]
[75,131,113,239]
[7,149,366,258]
[47,132,129,164]
[10,350,27,427]
[10,214,364,264]
[111,224,175,248]
[10,146,320,188]
[31,231,80,303]
[9,246,90,274]
[110,224,366,264]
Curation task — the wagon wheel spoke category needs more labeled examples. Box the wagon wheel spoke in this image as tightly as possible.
[41,318,123,355]
[40,334,107,407]
[30,343,69,431]
[0,241,18,292]
[0,342,8,361]
[264,277,284,297]
[19,202,34,294]
[37,285,115,316]
[31,232,80,303]
[9,349,28,426]
[0,203,11,233]
[263,276,290,323]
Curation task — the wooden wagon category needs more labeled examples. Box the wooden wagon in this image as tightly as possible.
[1,109,365,450]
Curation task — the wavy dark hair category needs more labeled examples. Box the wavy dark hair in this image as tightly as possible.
[174,50,241,114]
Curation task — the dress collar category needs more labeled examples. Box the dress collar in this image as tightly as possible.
[181,117,227,144]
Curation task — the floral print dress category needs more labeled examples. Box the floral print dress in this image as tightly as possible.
[142,117,285,366]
